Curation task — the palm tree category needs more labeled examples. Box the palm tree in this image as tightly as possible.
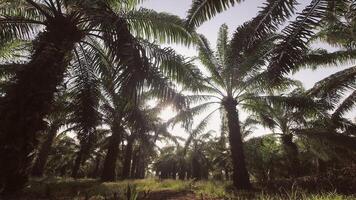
[171,24,296,189]
[0,0,194,193]
[96,35,202,181]
[245,87,316,177]
[67,46,102,179]
[121,98,183,180]
[31,88,69,177]
[296,68,356,152]
[44,133,78,176]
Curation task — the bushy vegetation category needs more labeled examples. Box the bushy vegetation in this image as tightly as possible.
[19,178,356,199]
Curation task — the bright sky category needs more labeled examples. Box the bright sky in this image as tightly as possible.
[139,0,356,143]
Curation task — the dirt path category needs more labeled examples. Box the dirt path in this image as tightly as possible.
[145,190,196,200]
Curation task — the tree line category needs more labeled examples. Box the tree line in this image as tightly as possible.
[0,0,355,196]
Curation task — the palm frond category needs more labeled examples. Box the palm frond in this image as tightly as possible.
[139,39,204,91]
[126,8,193,45]
[196,35,225,87]
[332,90,356,119]
[307,66,356,107]
[184,108,217,151]
[186,0,243,28]
[297,49,356,71]
[216,24,229,66]
[297,128,356,152]
[166,101,218,130]
[0,39,30,61]
[68,45,102,136]
[230,0,296,54]
[266,0,332,82]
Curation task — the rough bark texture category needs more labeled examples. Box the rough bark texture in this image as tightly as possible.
[223,97,251,190]
[101,126,122,181]
[281,134,300,177]
[31,124,59,177]
[122,134,135,179]
[0,17,82,194]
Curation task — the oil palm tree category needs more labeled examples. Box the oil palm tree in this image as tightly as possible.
[296,67,356,152]
[171,24,296,189]
[31,88,69,177]
[0,0,194,193]
[44,133,78,176]
[244,87,319,177]
[96,37,202,181]
[67,46,102,179]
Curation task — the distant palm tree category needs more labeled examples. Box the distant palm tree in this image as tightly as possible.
[296,68,356,152]
[96,35,202,181]
[245,87,318,177]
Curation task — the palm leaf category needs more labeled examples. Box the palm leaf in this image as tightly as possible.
[332,90,356,119]
[186,0,243,28]
[126,8,193,45]
[297,49,356,71]
[230,0,296,54]
[297,128,356,152]
[307,66,356,107]
[266,0,334,82]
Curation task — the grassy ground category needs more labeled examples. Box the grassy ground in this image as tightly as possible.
[12,178,356,199]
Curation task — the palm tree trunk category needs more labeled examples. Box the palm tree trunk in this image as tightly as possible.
[122,134,135,179]
[90,155,101,178]
[281,134,300,177]
[316,158,327,174]
[130,149,138,179]
[71,147,84,179]
[31,124,59,177]
[223,98,251,190]
[192,156,201,180]
[72,130,95,178]
[101,126,122,181]
[0,26,82,194]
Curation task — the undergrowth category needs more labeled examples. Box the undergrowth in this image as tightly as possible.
[17,177,355,199]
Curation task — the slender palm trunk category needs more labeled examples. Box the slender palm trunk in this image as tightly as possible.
[72,131,95,178]
[130,149,138,178]
[90,155,101,178]
[71,148,84,179]
[281,134,300,177]
[223,97,251,190]
[316,158,327,174]
[122,134,135,179]
[101,125,122,181]
[0,22,82,194]
[31,124,59,177]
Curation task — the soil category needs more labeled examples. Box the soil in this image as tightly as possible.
[144,190,222,200]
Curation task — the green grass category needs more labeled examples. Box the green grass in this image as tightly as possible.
[21,178,355,199]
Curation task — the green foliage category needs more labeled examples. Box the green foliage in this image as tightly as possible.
[244,135,283,182]
[186,0,243,29]
[21,178,356,199]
